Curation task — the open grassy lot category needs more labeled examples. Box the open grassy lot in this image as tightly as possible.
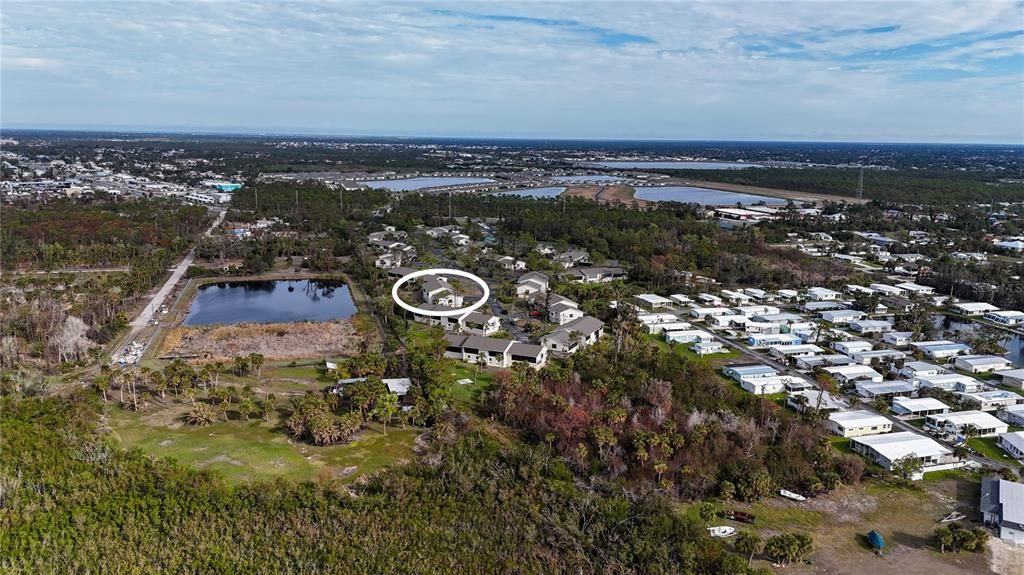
[105,407,420,484]
[968,437,1019,467]
[693,478,992,575]
[447,363,496,408]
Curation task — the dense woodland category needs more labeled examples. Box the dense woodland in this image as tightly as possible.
[659,167,1024,204]
[0,197,212,369]
[0,392,767,574]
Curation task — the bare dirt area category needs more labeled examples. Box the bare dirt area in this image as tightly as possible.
[564,185,648,207]
[736,480,994,575]
[669,178,869,205]
[160,320,361,361]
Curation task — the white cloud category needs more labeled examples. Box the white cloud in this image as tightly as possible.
[0,1,1021,142]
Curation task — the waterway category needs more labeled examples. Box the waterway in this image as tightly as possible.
[497,186,566,198]
[360,177,495,191]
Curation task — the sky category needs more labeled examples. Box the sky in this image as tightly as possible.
[2,1,1023,143]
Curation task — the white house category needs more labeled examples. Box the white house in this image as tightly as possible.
[954,354,1014,373]
[724,364,778,382]
[497,256,526,271]
[542,315,605,355]
[719,289,753,305]
[980,477,1024,544]
[822,364,884,385]
[912,341,972,360]
[747,333,803,348]
[850,432,961,479]
[636,294,673,309]
[827,410,893,438]
[819,309,866,325]
[833,340,875,355]
[891,397,950,418]
[998,369,1024,390]
[645,321,693,335]
[985,310,1024,326]
[549,296,585,325]
[444,334,547,369]
[952,301,1000,316]
[787,390,849,413]
[665,330,715,344]
[855,380,916,400]
[959,390,1024,412]
[459,312,502,337]
[925,410,1008,438]
[851,349,907,366]
[899,361,946,379]
[516,272,550,297]
[883,331,914,348]
[692,341,727,355]
[999,404,1024,426]
[998,432,1024,460]
[669,294,693,305]
[849,320,893,335]
[894,282,934,296]
[769,343,824,360]
[421,275,465,308]
[807,287,842,301]
[689,306,733,321]
[915,373,983,393]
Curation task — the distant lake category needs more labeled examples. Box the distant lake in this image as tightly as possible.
[553,175,625,183]
[184,280,357,326]
[361,177,495,191]
[587,161,758,170]
[933,315,1023,366]
[634,186,787,205]
[498,186,566,198]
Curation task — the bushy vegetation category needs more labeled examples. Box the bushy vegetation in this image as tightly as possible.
[1,393,758,574]
[489,312,863,500]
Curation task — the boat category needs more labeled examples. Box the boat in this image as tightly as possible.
[720,510,756,524]
[707,526,737,538]
[779,489,807,502]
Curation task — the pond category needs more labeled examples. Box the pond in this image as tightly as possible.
[633,186,787,205]
[586,161,758,170]
[184,280,357,326]
[361,176,495,191]
[932,315,1023,366]
[497,186,566,198]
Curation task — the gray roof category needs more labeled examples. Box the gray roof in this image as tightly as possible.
[982,477,1024,530]
[518,271,549,284]
[446,333,514,353]
[552,315,605,336]
[510,342,544,360]
[549,301,579,315]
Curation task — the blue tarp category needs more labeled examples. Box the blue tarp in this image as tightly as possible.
[867,530,885,550]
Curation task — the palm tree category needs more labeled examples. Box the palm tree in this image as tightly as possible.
[735,531,764,567]
[248,353,265,382]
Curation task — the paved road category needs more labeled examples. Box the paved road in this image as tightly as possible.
[113,209,226,360]
[488,295,529,341]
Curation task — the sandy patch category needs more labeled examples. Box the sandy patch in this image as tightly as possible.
[988,538,1024,575]
[161,320,361,361]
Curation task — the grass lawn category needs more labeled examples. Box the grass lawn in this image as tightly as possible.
[829,436,857,456]
[967,436,1018,466]
[106,408,420,484]
[448,363,496,408]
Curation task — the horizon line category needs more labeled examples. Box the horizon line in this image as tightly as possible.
[1,125,1021,147]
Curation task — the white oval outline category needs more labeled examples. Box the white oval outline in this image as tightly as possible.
[391,268,490,319]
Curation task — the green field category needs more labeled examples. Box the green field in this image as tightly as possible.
[448,363,496,407]
[967,436,1019,467]
[106,408,420,484]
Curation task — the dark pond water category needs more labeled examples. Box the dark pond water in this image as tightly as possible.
[184,280,357,326]
[932,315,1023,366]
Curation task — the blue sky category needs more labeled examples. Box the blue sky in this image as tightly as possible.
[2,1,1023,143]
